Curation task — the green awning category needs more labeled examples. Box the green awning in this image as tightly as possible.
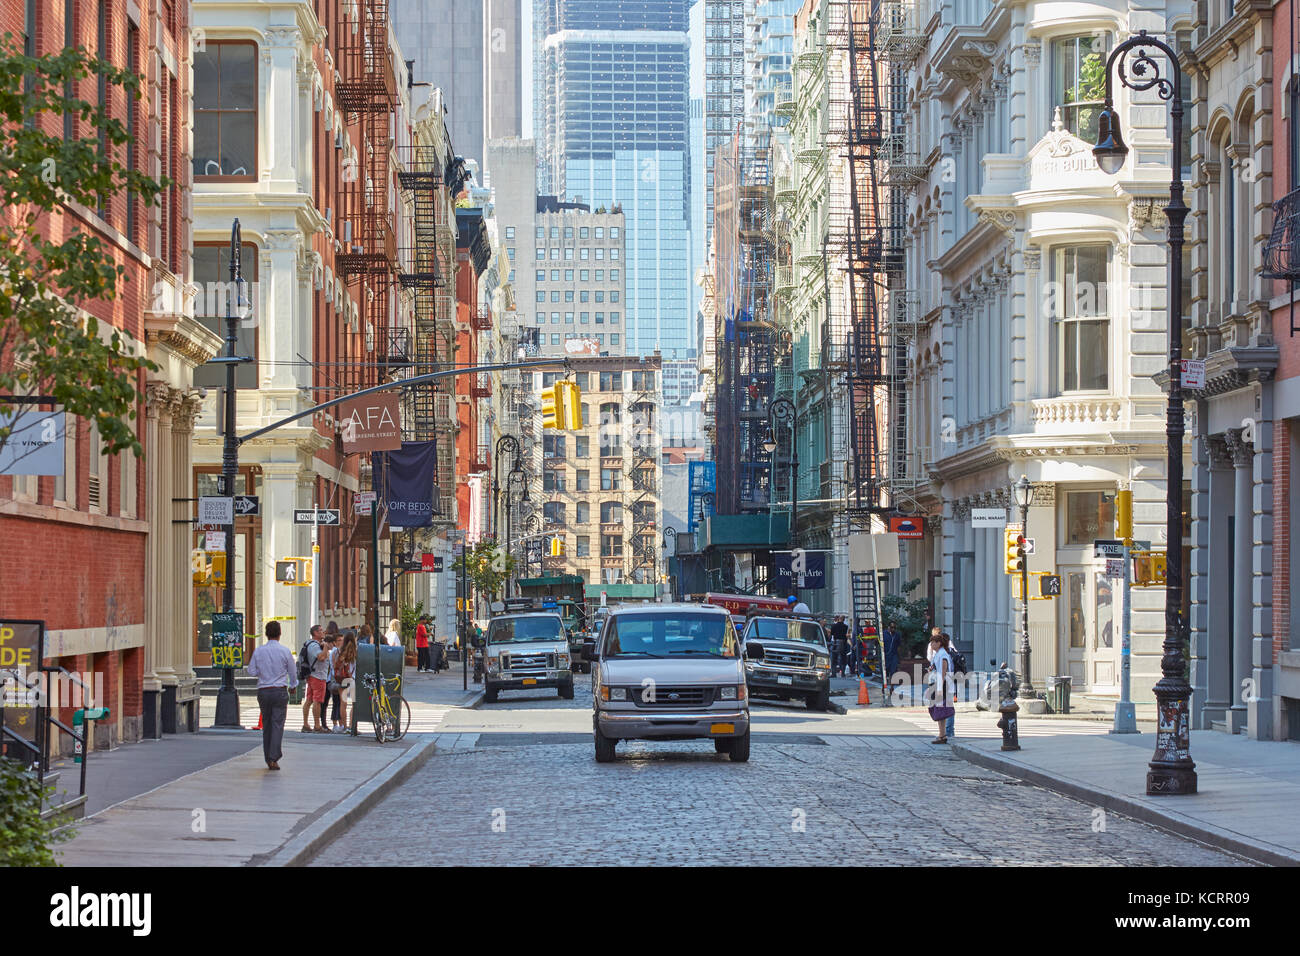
[697,513,788,551]
[583,583,658,599]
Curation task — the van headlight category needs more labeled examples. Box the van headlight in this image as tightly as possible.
[558,653,570,667]
[600,686,627,701]
[719,685,745,700]
[486,656,500,674]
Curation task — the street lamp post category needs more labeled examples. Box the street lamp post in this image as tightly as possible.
[1012,475,1036,700]
[215,219,252,728]
[662,527,678,601]
[765,398,798,594]
[492,434,520,541]
[504,464,528,592]
[1093,29,1197,795]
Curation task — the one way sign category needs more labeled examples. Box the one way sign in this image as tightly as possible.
[293,509,340,526]
[233,495,259,516]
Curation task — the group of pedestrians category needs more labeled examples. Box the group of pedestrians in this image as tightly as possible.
[824,614,902,681]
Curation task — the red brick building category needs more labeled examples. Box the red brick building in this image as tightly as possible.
[0,1,214,750]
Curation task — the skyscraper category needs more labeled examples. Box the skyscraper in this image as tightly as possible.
[533,0,693,359]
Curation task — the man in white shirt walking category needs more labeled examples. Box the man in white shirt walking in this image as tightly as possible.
[245,621,299,770]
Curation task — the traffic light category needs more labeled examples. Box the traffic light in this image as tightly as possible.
[560,380,583,429]
[1004,529,1024,575]
[1116,489,1133,542]
[550,536,565,556]
[540,384,560,429]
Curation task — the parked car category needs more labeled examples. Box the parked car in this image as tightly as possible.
[585,603,758,763]
[740,613,832,711]
[479,611,574,703]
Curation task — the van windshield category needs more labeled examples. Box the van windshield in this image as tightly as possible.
[747,618,827,647]
[605,613,737,658]
[487,616,564,644]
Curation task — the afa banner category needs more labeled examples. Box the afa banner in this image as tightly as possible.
[373,441,437,528]
[773,551,826,590]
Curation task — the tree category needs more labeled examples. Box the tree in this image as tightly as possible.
[0,755,74,865]
[0,35,167,459]
[880,577,932,658]
[466,538,515,604]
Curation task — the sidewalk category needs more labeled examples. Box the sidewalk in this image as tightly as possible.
[952,729,1300,866]
[55,668,482,867]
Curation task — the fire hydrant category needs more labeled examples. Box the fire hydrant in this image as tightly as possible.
[994,662,1020,752]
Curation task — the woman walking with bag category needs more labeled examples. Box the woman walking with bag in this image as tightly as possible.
[927,632,955,744]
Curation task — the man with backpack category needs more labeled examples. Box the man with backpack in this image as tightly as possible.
[298,624,332,733]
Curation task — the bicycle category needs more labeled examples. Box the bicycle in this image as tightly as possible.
[361,672,411,742]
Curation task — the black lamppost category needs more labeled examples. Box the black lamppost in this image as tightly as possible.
[662,527,678,601]
[1012,475,1035,700]
[214,219,252,728]
[764,397,798,588]
[1093,30,1197,796]
[699,491,715,527]
[504,463,528,589]
[492,434,520,540]
[525,514,540,577]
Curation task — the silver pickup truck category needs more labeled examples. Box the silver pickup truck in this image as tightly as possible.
[481,612,574,703]
[740,613,833,711]
[585,603,758,763]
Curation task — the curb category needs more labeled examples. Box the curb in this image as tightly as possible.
[951,742,1300,867]
[262,736,440,867]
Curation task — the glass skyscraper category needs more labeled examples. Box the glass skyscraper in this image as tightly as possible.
[534,0,693,359]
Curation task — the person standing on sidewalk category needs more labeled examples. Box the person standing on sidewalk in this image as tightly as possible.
[829,614,849,677]
[385,618,403,647]
[300,625,331,733]
[415,615,431,672]
[246,621,298,769]
[332,632,358,732]
[927,632,955,744]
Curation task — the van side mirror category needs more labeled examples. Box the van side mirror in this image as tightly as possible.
[745,642,764,662]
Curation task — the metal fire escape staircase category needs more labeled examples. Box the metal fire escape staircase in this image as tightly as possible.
[627,378,658,584]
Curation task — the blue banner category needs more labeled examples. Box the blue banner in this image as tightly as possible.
[373,441,437,528]
[773,551,826,590]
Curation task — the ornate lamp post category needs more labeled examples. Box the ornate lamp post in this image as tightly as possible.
[765,397,798,594]
[1012,475,1036,700]
[662,526,678,601]
[492,434,520,540]
[1093,29,1197,796]
[504,464,528,589]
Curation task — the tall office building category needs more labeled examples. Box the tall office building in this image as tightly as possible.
[533,0,693,359]
[703,0,748,241]
[392,0,524,163]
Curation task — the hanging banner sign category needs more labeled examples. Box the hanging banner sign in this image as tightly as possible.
[889,516,925,539]
[0,411,65,476]
[0,620,44,749]
[774,551,827,590]
[374,442,437,528]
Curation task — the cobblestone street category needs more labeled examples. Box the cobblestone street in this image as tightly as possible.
[310,679,1249,867]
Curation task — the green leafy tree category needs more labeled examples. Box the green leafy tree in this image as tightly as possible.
[0,34,167,458]
[880,577,932,658]
[398,600,425,650]
[0,755,74,866]
[467,539,515,604]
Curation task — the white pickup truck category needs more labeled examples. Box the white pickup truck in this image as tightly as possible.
[480,612,574,703]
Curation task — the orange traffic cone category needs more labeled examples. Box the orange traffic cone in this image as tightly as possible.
[255,712,263,730]
[857,678,870,706]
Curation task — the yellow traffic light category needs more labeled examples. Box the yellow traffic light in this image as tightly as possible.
[541,384,560,429]
[1116,489,1132,542]
[1131,551,1168,587]
[551,536,565,556]
[560,380,584,429]
[1004,529,1024,575]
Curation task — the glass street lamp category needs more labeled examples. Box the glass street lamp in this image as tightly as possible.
[1093,29,1197,797]
[1012,475,1035,700]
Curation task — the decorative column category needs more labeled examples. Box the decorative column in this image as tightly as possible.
[1225,427,1253,732]
[1198,434,1234,727]
[141,383,174,738]
[172,393,204,721]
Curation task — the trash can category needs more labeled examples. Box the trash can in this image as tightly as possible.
[351,644,406,733]
[1046,675,1072,714]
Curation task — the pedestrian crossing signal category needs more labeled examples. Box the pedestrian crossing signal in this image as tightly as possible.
[1132,551,1167,587]
[192,550,227,585]
[276,558,311,586]
[1004,529,1024,575]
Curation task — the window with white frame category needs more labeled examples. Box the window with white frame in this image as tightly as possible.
[1053,244,1110,393]
[1053,34,1108,142]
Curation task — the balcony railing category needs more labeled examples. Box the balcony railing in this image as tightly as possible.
[470,371,491,398]
[385,327,412,367]
[1264,186,1300,281]
[472,306,492,331]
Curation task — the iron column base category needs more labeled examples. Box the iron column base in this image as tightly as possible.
[213,688,242,728]
[1147,682,1197,795]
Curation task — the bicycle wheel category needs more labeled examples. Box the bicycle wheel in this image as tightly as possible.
[388,699,412,741]
[370,690,387,742]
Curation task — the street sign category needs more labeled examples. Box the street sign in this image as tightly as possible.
[199,496,233,525]
[354,491,377,510]
[421,553,443,573]
[1105,558,1125,578]
[210,612,244,669]
[293,509,340,525]
[233,495,259,516]
[888,515,924,538]
[971,508,1008,528]
[204,530,226,552]
[1094,538,1125,558]
[1022,537,1036,555]
[1181,359,1206,389]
